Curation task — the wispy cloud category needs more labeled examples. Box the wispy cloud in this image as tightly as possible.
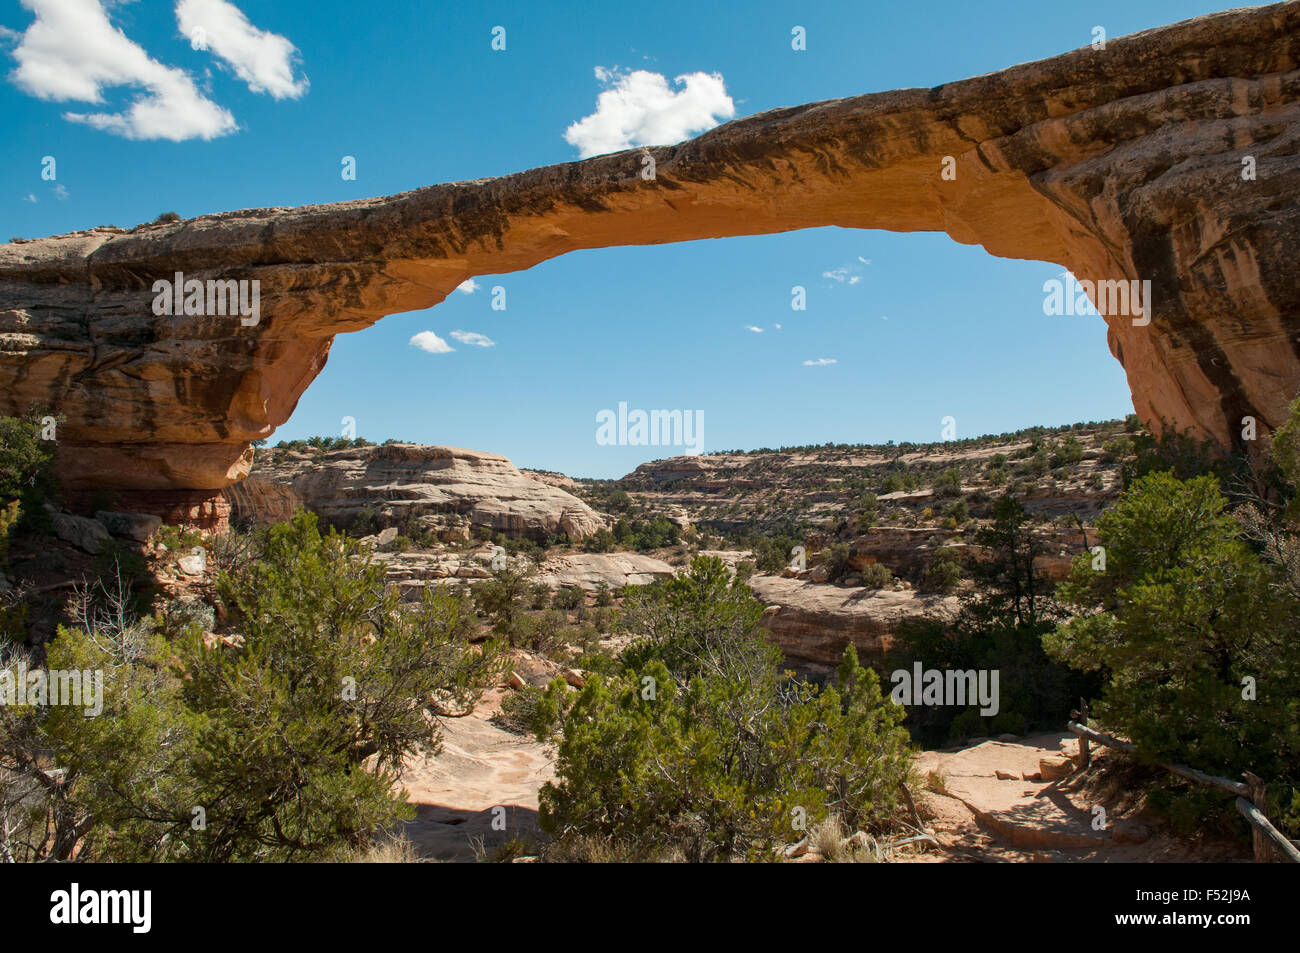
[745,325,763,333]
[564,66,734,158]
[409,331,454,354]
[803,357,837,366]
[455,279,480,295]
[177,0,308,99]
[450,330,495,348]
[823,257,871,286]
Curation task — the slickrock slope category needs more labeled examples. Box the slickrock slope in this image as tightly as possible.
[398,688,555,863]
[2,3,1299,517]
[247,443,605,540]
[535,551,677,591]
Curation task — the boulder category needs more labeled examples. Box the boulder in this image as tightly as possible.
[1038,756,1075,782]
[51,511,109,554]
[95,510,162,542]
[1112,818,1154,844]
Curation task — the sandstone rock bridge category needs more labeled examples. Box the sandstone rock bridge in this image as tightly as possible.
[2,3,1299,525]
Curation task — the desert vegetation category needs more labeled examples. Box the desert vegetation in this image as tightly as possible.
[2,471,501,860]
[529,558,915,861]
[3,401,1299,860]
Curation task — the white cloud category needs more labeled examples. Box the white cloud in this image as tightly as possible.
[824,257,871,286]
[774,323,782,330]
[745,325,763,333]
[22,193,36,203]
[564,66,735,158]
[7,0,237,140]
[450,330,495,348]
[455,279,480,295]
[410,331,454,354]
[176,0,307,99]
[52,183,68,199]
[803,358,837,366]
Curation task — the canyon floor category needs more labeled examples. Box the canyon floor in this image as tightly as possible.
[6,418,1251,863]
[397,685,1246,864]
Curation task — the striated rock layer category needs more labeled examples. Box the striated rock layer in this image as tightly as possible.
[223,473,302,526]
[2,3,1300,516]
[247,443,605,541]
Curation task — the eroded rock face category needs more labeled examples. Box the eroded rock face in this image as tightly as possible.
[248,443,605,541]
[224,473,302,526]
[2,4,1298,512]
[750,574,960,675]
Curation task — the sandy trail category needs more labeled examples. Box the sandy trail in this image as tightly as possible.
[398,688,554,862]
[912,733,1246,862]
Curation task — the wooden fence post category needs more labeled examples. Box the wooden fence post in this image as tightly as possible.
[1245,772,1272,863]
[1077,699,1090,770]
[1067,721,1297,862]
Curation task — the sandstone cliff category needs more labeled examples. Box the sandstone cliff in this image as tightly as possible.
[2,3,1298,521]
[248,443,605,541]
[223,473,302,526]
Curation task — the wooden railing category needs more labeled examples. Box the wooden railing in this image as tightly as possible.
[1066,713,1300,864]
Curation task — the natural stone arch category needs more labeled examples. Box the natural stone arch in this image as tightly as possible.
[1,2,1298,524]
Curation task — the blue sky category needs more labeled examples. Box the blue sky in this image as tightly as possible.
[1,0,1232,477]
